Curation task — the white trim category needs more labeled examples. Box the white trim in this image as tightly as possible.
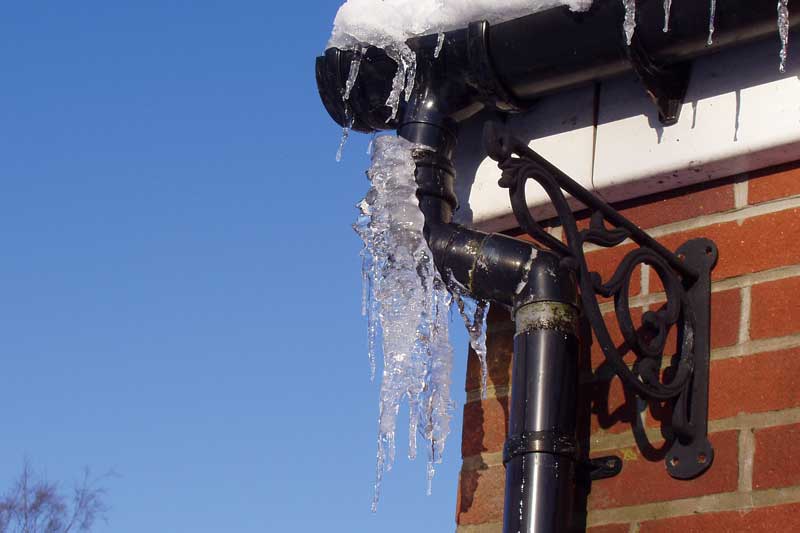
[454,38,800,232]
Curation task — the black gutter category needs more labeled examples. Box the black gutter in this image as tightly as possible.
[317,0,797,133]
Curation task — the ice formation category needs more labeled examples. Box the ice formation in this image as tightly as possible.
[335,112,353,162]
[622,0,637,45]
[708,0,717,45]
[778,0,790,73]
[454,294,491,399]
[355,135,471,510]
[434,31,446,59]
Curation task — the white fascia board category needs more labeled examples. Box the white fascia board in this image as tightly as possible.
[455,37,800,233]
[452,85,596,232]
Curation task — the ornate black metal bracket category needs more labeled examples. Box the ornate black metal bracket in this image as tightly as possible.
[484,122,716,480]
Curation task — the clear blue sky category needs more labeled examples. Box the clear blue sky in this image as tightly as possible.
[0,2,471,531]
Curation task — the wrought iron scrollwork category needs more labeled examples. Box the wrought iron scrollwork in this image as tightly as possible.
[485,122,716,479]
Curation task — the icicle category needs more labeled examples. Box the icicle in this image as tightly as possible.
[778,0,790,73]
[434,32,445,58]
[335,108,354,162]
[708,0,717,45]
[356,136,453,511]
[453,293,490,400]
[367,131,378,155]
[421,276,454,495]
[384,44,417,122]
[623,0,637,45]
[384,49,406,121]
[663,0,672,32]
[343,47,364,102]
[354,198,377,380]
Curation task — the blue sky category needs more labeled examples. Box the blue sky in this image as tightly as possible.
[0,2,471,532]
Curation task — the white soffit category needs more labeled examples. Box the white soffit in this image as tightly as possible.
[454,37,800,233]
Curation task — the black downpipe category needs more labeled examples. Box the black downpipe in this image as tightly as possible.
[399,112,538,307]
[505,255,580,532]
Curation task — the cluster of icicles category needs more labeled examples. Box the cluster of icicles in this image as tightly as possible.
[353,135,491,511]
[628,0,790,71]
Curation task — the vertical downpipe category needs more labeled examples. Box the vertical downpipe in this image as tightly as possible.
[503,252,580,533]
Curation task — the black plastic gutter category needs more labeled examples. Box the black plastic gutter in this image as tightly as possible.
[317,0,796,133]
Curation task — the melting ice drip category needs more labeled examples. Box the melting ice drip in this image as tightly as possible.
[779,0,791,73]
[622,0,637,45]
[450,279,491,400]
[354,135,490,510]
[708,0,718,45]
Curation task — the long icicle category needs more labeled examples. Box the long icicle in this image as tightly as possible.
[778,0,791,72]
[708,0,718,45]
[622,0,637,45]
[663,0,672,32]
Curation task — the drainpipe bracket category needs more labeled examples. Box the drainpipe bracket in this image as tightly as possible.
[580,455,623,482]
[627,35,692,126]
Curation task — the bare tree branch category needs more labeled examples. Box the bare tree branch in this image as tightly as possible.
[0,462,110,533]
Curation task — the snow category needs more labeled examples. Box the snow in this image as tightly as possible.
[328,0,593,51]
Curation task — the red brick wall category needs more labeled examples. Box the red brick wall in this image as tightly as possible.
[456,162,800,532]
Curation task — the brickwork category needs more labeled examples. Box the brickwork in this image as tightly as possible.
[455,162,800,531]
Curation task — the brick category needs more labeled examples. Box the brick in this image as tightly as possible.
[588,430,738,510]
[589,375,637,436]
[753,423,800,490]
[639,502,800,532]
[651,208,800,282]
[585,243,641,300]
[710,289,741,348]
[457,466,505,525]
[573,181,734,232]
[709,347,800,420]
[462,397,509,457]
[588,525,630,533]
[657,288,740,358]
[750,276,800,340]
[749,161,800,204]
[466,307,514,393]
[613,182,735,230]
